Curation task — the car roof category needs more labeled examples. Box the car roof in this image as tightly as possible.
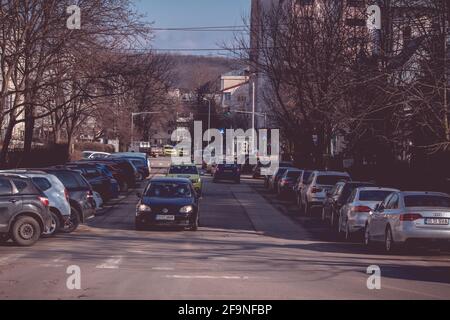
[0,173,30,179]
[314,171,350,176]
[356,187,399,192]
[150,177,192,184]
[400,191,450,197]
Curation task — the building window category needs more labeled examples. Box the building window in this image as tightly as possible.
[224,92,232,101]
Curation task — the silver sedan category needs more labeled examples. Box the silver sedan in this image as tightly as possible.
[338,187,399,241]
[365,191,450,253]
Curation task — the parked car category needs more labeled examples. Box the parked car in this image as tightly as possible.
[322,181,376,227]
[167,164,202,195]
[278,169,303,199]
[365,191,450,253]
[108,153,151,181]
[0,170,71,236]
[65,163,115,201]
[268,167,296,193]
[338,187,399,241]
[150,145,163,158]
[213,163,241,184]
[93,191,104,209]
[109,152,151,172]
[41,168,96,232]
[163,145,177,157]
[0,174,52,246]
[252,161,271,179]
[300,171,351,216]
[135,178,200,231]
[294,170,313,207]
[263,162,295,188]
[82,151,111,160]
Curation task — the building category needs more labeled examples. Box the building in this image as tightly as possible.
[220,70,250,110]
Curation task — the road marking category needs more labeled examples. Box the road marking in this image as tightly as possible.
[0,254,24,266]
[152,267,175,271]
[96,256,122,269]
[165,275,249,280]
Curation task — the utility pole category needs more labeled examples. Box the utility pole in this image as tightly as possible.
[252,80,256,154]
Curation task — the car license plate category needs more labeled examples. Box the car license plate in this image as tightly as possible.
[425,218,449,225]
[156,215,175,221]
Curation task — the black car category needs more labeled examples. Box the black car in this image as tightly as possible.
[0,174,52,246]
[278,169,303,199]
[41,168,96,231]
[65,163,114,201]
[322,181,376,228]
[135,178,199,231]
[86,158,138,190]
[213,163,241,184]
[109,156,149,181]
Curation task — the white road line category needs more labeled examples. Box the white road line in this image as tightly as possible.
[152,267,175,271]
[95,256,122,269]
[0,254,24,266]
[165,275,249,280]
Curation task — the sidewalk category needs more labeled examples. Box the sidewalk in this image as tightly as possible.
[232,182,313,242]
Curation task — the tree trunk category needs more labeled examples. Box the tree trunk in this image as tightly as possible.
[0,118,16,168]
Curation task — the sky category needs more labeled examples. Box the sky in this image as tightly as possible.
[132,0,250,55]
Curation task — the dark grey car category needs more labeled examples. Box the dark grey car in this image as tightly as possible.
[41,168,96,232]
[0,174,52,246]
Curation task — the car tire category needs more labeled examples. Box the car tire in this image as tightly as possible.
[384,227,396,254]
[321,208,326,221]
[11,216,41,247]
[42,211,61,238]
[190,216,199,231]
[364,225,373,249]
[60,207,80,234]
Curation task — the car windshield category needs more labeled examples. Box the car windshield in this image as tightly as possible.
[359,190,395,202]
[145,183,192,198]
[404,195,450,208]
[169,166,198,175]
[317,175,350,186]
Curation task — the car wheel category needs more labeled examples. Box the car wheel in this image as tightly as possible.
[60,207,80,234]
[42,211,60,238]
[321,208,326,221]
[190,216,199,231]
[11,216,41,247]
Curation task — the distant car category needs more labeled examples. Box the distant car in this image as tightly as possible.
[150,145,163,158]
[82,151,111,160]
[213,163,241,184]
[300,171,351,216]
[167,164,202,195]
[0,174,52,246]
[135,178,200,231]
[322,181,376,228]
[338,187,399,241]
[163,145,177,157]
[0,170,72,237]
[109,152,151,173]
[41,168,96,232]
[269,167,296,193]
[365,191,450,253]
[252,162,271,179]
[263,162,295,188]
[277,169,303,199]
[294,170,313,207]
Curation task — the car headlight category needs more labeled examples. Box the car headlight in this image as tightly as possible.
[137,204,152,213]
[179,206,193,214]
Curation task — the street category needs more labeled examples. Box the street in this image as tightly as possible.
[1,162,450,300]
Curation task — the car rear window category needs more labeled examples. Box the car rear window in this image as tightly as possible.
[359,190,395,202]
[317,175,350,186]
[170,166,198,174]
[287,171,302,179]
[276,168,288,177]
[54,172,85,189]
[12,179,29,193]
[32,177,52,192]
[404,195,450,208]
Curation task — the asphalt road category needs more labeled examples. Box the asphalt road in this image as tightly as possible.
[1,162,450,299]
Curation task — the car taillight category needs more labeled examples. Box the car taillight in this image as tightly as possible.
[352,206,372,213]
[311,187,323,193]
[400,213,423,222]
[87,190,94,199]
[38,196,49,207]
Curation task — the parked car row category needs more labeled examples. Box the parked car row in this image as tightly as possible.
[261,166,450,253]
[0,151,150,247]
